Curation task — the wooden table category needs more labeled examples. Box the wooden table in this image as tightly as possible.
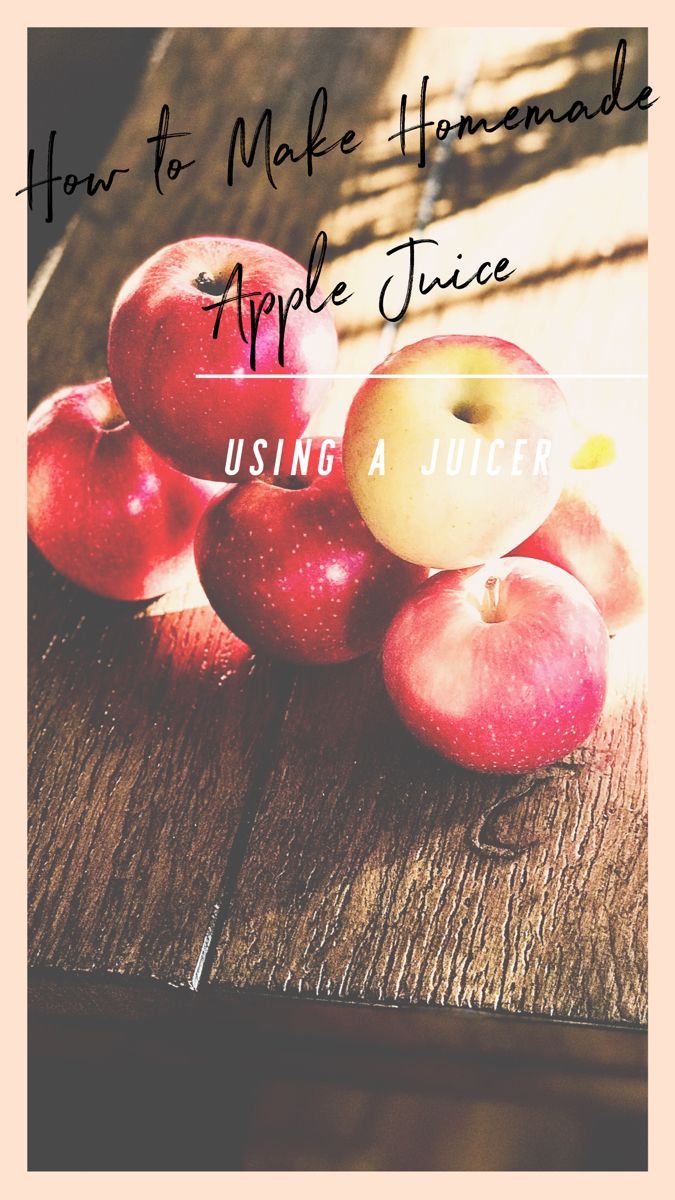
[28,28,648,1162]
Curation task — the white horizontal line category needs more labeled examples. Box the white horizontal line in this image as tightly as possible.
[195,372,647,381]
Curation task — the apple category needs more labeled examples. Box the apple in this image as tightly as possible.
[343,335,571,570]
[108,236,338,481]
[509,430,646,633]
[28,378,219,601]
[194,439,427,664]
[382,557,609,774]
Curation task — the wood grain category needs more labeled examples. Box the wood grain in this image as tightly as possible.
[29,544,292,986]
[209,625,646,1025]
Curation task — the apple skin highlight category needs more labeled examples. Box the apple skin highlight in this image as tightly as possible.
[382,557,609,774]
[194,440,427,665]
[108,236,338,482]
[28,379,219,601]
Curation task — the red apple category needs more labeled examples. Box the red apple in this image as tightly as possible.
[382,557,609,774]
[509,431,646,633]
[108,237,338,481]
[28,379,219,601]
[194,439,427,664]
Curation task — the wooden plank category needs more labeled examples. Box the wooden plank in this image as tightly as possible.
[210,624,646,1025]
[29,543,292,985]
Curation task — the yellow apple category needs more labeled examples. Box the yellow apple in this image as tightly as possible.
[343,335,571,569]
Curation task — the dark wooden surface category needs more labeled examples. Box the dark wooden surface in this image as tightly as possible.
[29,552,292,987]
[210,642,646,1024]
[29,28,647,1037]
[29,998,647,1169]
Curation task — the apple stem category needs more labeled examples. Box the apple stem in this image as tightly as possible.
[482,575,501,623]
[194,271,224,297]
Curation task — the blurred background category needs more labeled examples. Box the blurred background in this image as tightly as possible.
[30,998,647,1170]
[28,27,647,1171]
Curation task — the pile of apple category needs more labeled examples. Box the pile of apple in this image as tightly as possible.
[28,236,645,775]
